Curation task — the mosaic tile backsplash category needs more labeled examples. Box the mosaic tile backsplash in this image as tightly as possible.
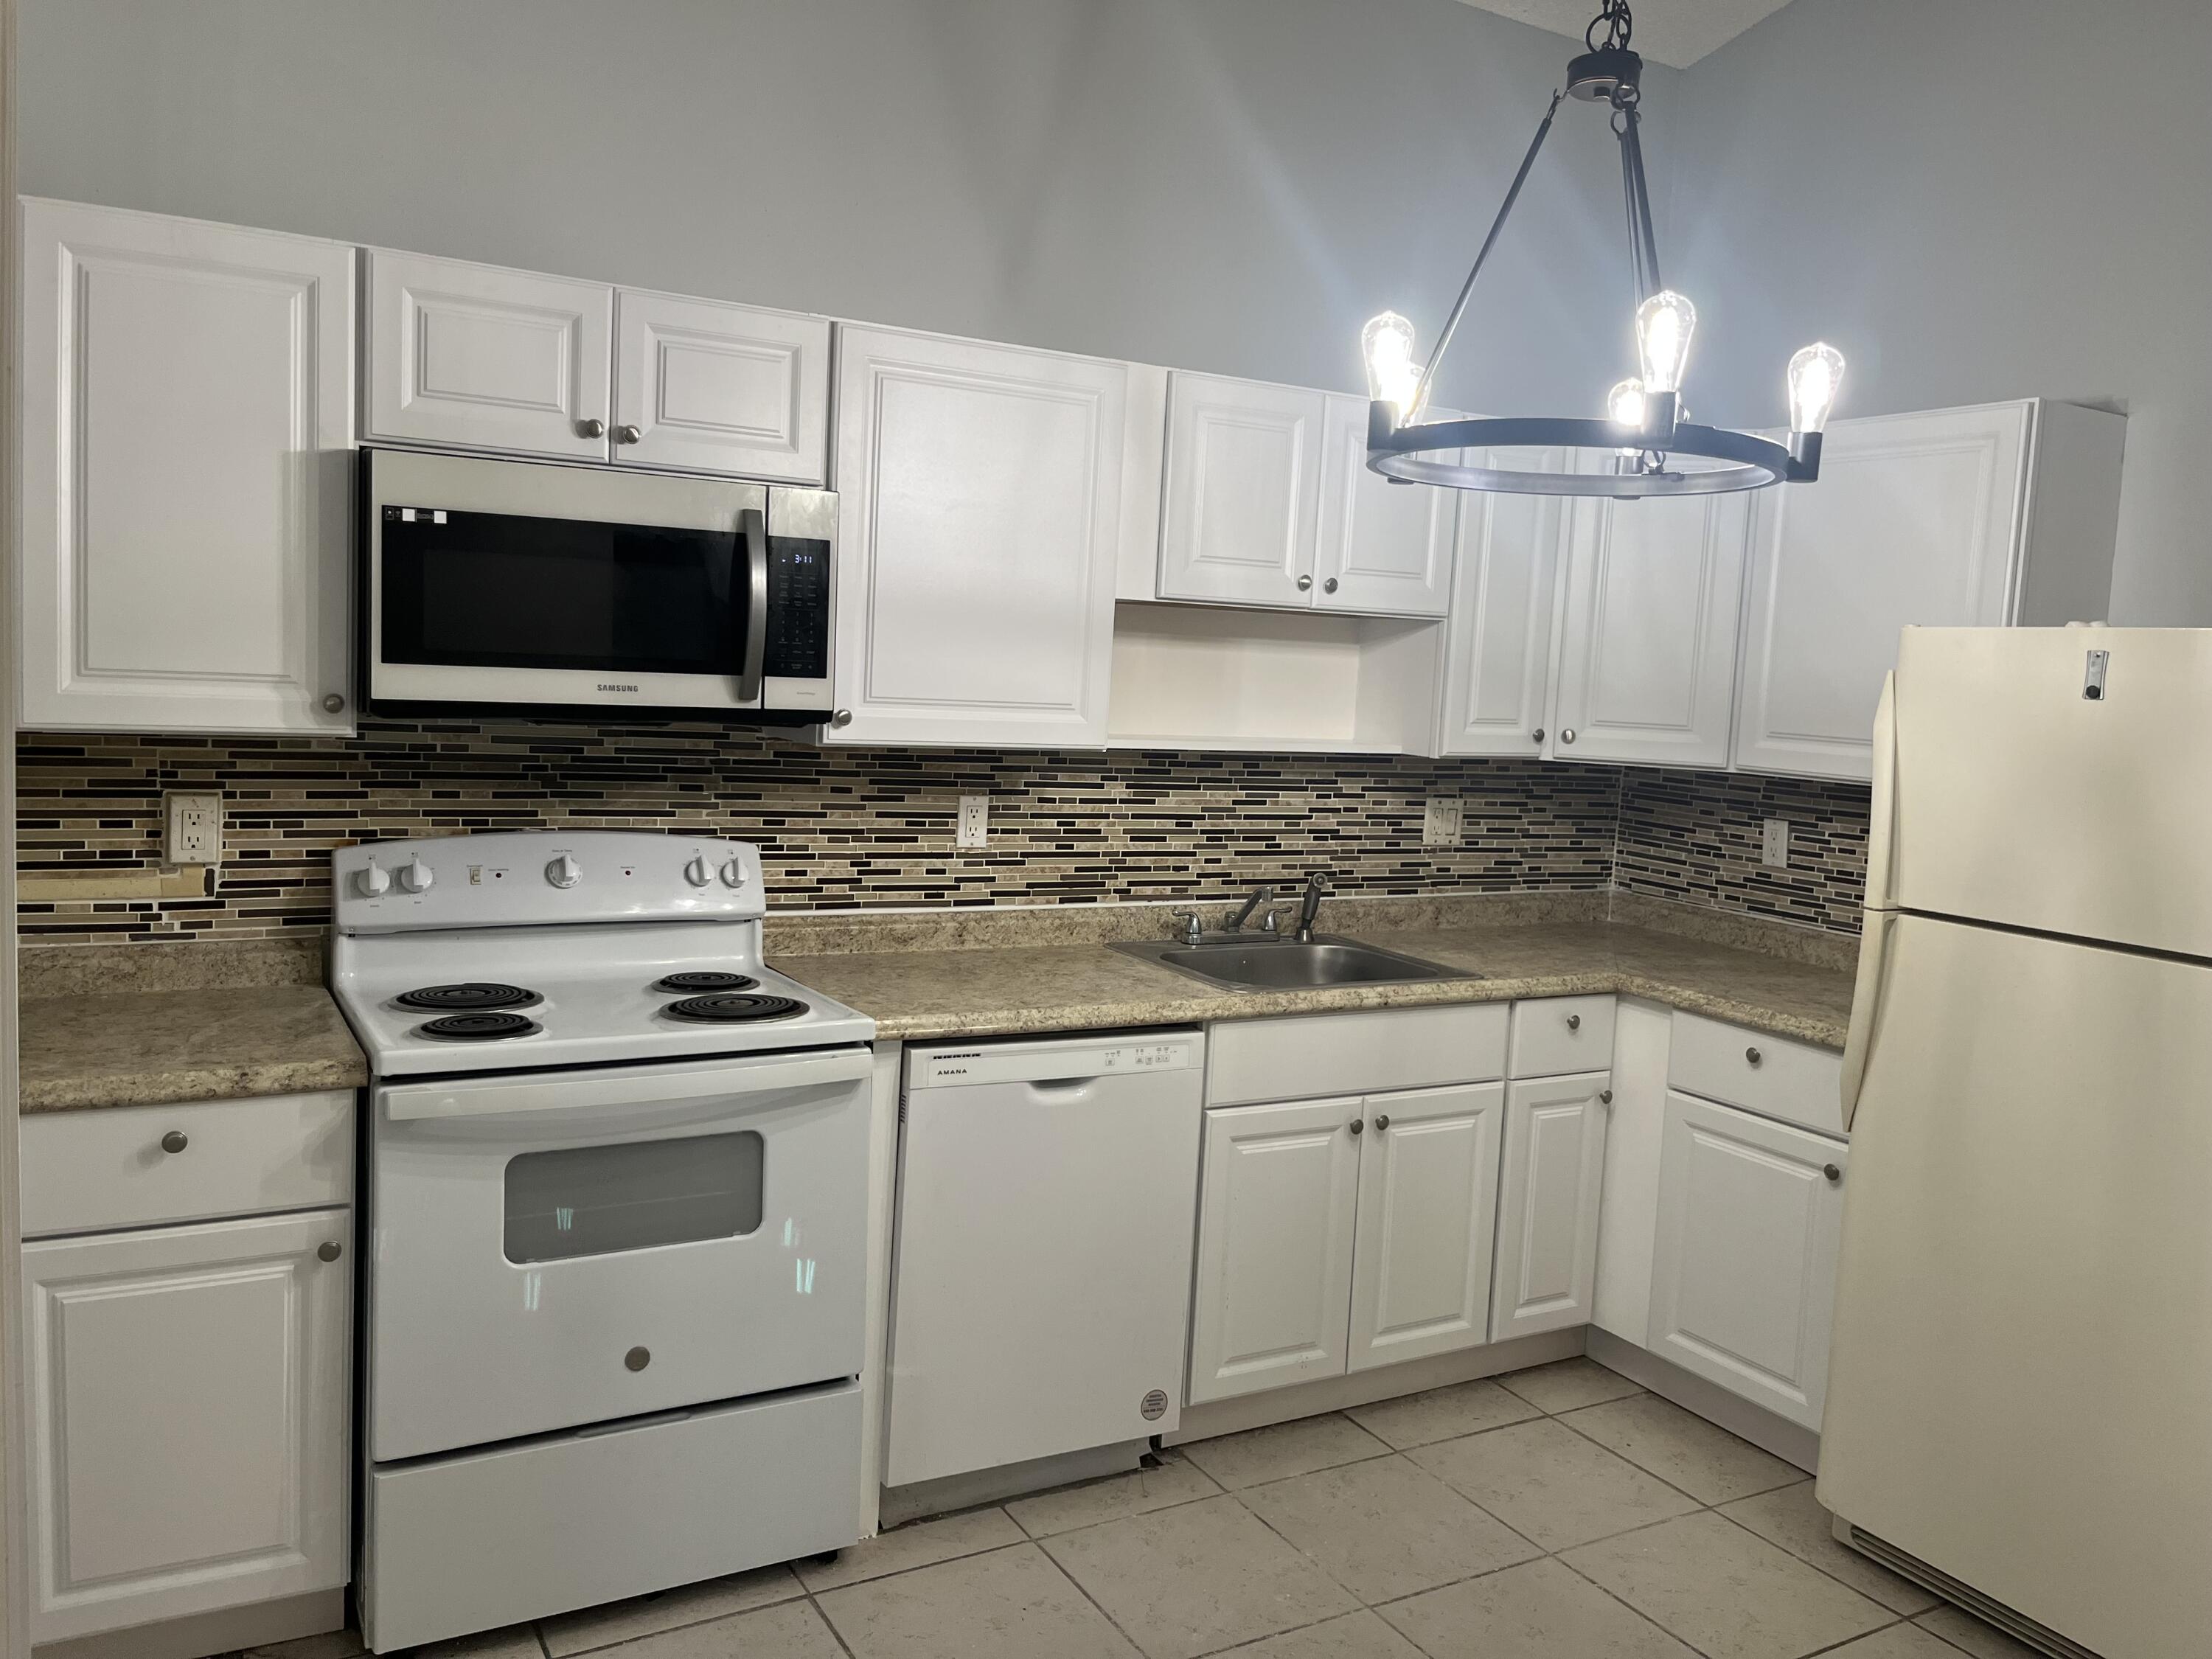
[15,724,1871,947]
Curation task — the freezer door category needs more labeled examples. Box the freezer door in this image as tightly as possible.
[1818,911,2212,1658]
[1891,626,2212,956]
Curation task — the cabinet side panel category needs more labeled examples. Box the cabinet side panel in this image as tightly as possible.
[2014,401,2124,627]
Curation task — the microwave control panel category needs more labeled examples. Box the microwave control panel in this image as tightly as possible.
[766,537,831,680]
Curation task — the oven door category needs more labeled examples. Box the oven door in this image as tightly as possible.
[366,448,776,717]
[368,1046,872,1464]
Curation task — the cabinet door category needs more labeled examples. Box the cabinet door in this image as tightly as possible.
[1347,1082,1505,1372]
[1188,1097,1363,1405]
[22,1210,352,1642]
[1158,372,1325,607]
[1491,1072,1610,1340]
[1438,448,1571,756]
[1312,394,1454,616]
[18,199,354,734]
[1733,404,2031,781]
[612,288,830,482]
[830,327,1126,746]
[364,248,612,459]
[1552,489,1750,768]
[1647,1091,1846,1429]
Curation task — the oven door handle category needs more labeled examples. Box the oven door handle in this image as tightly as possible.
[386,1048,872,1121]
[735,505,769,706]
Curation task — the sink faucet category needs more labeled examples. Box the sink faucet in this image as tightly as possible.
[1229,884,1277,936]
[1295,872,1332,943]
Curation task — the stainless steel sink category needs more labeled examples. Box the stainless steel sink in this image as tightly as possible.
[1113,935,1475,992]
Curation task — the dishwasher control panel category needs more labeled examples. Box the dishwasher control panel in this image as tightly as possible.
[908,1031,1203,1088]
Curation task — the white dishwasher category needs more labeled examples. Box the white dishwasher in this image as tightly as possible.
[886,1030,1205,1488]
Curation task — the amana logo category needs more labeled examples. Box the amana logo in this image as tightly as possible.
[597,684,641,693]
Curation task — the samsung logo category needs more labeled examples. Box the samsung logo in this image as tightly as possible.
[597,684,641,693]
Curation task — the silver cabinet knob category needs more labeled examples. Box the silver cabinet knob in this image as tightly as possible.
[1532,727,1545,744]
[1349,1117,1364,1136]
[1745,1046,1763,1066]
[1566,1012,1582,1031]
[160,1130,188,1155]
[1296,574,1314,591]
[1561,728,1577,744]
[317,1240,343,1262]
[1823,1163,1842,1183]
[615,423,642,445]
[1373,1113,1391,1130]
[577,417,606,438]
[625,1346,651,1372]
[1323,577,1339,594]
[829,709,854,729]
[1599,1088,1614,1105]
[321,692,347,714]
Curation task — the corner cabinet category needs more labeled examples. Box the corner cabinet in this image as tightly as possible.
[1732,400,2126,781]
[1436,448,1572,757]
[1490,1071,1610,1340]
[828,327,1130,746]
[16,199,355,734]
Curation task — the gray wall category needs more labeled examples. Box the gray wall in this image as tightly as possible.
[18,0,1669,414]
[1666,0,2212,622]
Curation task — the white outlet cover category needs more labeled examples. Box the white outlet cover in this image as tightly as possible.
[1761,818,1790,869]
[164,791,223,866]
[1422,796,1465,848]
[956,796,989,849]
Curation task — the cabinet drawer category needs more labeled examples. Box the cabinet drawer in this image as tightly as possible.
[1509,996,1616,1078]
[1667,1014,1843,1137]
[1206,1004,1506,1107]
[20,1091,355,1239]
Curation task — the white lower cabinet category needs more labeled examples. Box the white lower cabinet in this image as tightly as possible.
[21,1209,353,1641]
[1189,1082,1502,1404]
[1187,1096,1364,1404]
[1489,1071,1610,1341]
[1646,1090,1847,1430]
[1348,1083,1505,1371]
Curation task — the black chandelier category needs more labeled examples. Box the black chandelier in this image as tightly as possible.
[1362,0,1844,498]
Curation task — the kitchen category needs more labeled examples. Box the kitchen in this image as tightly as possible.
[1,3,2205,1659]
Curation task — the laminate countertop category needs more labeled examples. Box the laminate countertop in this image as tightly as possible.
[769,918,1857,1050]
[18,985,369,1114]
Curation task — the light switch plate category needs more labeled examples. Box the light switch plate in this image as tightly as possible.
[956,796,989,849]
[1422,796,1465,847]
[1761,818,1790,869]
[164,791,223,866]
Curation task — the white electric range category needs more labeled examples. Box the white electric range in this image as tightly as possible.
[328,831,875,1654]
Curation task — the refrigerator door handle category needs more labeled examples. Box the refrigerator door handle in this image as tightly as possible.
[1840,908,1894,1131]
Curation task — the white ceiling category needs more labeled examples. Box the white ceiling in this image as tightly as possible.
[1453,0,1796,68]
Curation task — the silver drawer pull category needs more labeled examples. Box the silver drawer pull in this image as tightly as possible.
[1348,1117,1364,1136]
[1745,1046,1763,1066]
[317,1240,343,1262]
[1823,1163,1842,1183]
[1374,1113,1391,1130]
[160,1130,188,1155]
[1599,1089,1614,1105]
[1566,1012,1582,1031]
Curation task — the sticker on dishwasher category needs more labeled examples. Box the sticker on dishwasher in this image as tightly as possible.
[1141,1389,1169,1421]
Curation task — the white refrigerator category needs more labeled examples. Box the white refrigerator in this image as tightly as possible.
[1819,627,2212,1659]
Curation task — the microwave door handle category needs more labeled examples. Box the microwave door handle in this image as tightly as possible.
[736,507,769,704]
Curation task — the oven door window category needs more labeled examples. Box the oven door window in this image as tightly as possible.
[381,507,743,676]
[503,1131,765,1263]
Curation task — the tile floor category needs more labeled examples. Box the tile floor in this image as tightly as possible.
[250,1358,2050,1659]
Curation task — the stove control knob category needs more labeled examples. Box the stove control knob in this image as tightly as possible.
[546,853,582,889]
[684,855,713,888]
[398,858,434,894]
[719,858,748,888]
[356,862,392,898]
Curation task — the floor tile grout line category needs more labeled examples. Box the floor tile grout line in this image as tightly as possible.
[1541,1397,1774,1510]
[801,1583,862,1659]
[1704,1500,1938,1623]
[1027,1526,1159,1656]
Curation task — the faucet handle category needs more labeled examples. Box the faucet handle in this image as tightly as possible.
[1170,908,1205,945]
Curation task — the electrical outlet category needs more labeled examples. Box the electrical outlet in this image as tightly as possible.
[956,796,989,849]
[164,791,223,866]
[1761,818,1790,869]
[1422,796,1465,847]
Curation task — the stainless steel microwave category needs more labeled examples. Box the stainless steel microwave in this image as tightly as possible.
[361,448,835,723]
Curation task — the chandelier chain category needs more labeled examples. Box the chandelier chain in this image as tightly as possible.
[1585,0,1632,54]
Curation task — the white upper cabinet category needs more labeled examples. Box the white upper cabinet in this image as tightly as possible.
[1436,448,1572,756]
[364,248,612,460]
[17,199,355,734]
[1551,486,1753,768]
[830,326,1127,746]
[611,288,828,483]
[1733,400,2125,781]
[1312,395,1455,617]
[1158,372,1324,609]
[365,249,831,480]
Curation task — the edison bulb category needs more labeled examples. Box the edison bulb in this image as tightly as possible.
[1606,378,1647,428]
[1634,291,1697,395]
[1786,342,1846,434]
[1362,311,1422,422]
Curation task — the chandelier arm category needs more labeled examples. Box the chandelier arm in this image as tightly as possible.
[1618,104,1664,296]
[1411,87,1565,419]
[1618,120,1650,303]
